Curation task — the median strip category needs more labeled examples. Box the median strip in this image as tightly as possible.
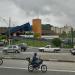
[0,53,75,63]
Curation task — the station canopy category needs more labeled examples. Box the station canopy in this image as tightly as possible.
[6,22,31,35]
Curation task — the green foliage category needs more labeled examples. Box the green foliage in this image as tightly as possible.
[60,30,75,38]
[51,38,62,47]
[73,31,75,37]
[34,33,41,38]
[12,39,49,47]
[63,45,73,48]
[25,32,33,35]
[0,35,6,40]
[59,31,67,38]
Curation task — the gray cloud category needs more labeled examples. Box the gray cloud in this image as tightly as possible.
[11,0,75,27]
[0,0,28,27]
[0,0,75,27]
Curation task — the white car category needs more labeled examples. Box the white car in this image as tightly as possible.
[38,45,60,52]
[2,45,21,53]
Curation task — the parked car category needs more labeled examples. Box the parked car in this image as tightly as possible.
[2,45,21,53]
[70,48,75,55]
[18,43,27,52]
[0,41,4,46]
[38,45,60,52]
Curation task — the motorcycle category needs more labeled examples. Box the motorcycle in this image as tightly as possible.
[26,57,47,72]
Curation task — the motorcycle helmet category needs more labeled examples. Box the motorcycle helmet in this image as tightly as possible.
[34,53,37,56]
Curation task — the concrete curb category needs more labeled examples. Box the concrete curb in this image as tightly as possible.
[1,57,75,63]
[45,59,75,63]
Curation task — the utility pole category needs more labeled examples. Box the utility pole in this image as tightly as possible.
[71,27,73,48]
[9,17,11,45]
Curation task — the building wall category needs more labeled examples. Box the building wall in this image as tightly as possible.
[42,24,52,35]
[60,25,72,34]
[0,27,8,34]
[51,25,73,34]
[32,19,42,38]
[51,26,60,34]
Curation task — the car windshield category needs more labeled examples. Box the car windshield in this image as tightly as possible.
[8,46,12,48]
[13,46,17,48]
[73,49,75,50]
[45,46,49,48]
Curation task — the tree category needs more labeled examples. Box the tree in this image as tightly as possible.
[59,31,67,38]
[0,35,6,41]
[51,38,62,47]
[34,33,41,39]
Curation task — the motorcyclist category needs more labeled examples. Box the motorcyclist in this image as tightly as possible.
[31,53,43,67]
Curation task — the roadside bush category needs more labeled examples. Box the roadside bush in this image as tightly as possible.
[51,38,62,47]
[0,35,6,41]
[34,33,41,39]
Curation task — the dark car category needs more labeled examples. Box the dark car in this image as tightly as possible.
[70,48,75,55]
[0,41,4,46]
[18,43,27,52]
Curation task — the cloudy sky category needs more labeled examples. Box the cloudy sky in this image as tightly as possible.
[0,0,75,27]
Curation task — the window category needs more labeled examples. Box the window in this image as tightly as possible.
[13,46,17,48]
[45,46,49,48]
[8,46,12,48]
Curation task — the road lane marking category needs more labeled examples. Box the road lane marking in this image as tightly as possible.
[0,66,27,70]
[0,66,75,73]
[48,69,75,73]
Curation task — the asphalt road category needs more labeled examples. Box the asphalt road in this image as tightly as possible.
[0,47,75,63]
[0,59,75,75]
[1,59,75,71]
[0,47,74,75]
[0,46,71,53]
[0,68,75,75]
[26,47,71,53]
[0,51,75,62]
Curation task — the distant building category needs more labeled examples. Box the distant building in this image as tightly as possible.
[60,25,72,34]
[51,26,60,34]
[32,19,42,38]
[42,24,56,35]
[51,25,73,34]
[6,22,31,36]
[0,27,8,34]
[41,35,59,39]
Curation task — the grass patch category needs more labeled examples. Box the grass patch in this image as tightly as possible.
[12,39,50,47]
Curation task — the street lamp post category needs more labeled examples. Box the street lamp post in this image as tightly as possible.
[0,17,12,46]
[0,17,11,45]
[71,27,74,48]
[8,17,11,46]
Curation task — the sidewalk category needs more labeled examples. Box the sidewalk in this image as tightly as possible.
[39,53,75,62]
